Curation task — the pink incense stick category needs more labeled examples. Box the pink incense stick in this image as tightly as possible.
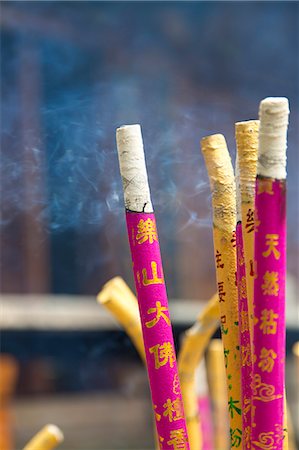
[195,362,214,450]
[236,221,252,448]
[116,125,189,449]
[235,158,252,448]
[252,98,289,449]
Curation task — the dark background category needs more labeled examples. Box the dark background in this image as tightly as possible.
[1,1,298,300]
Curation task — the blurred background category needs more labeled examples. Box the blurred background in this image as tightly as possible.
[1,1,298,449]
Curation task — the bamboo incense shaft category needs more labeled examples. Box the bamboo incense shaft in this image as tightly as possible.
[206,339,229,450]
[235,157,252,448]
[252,98,289,449]
[116,125,189,449]
[23,425,64,450]
[201,134,242,449]
[235,120,259,340]
[97,276,145,361]
[178,294,219,450]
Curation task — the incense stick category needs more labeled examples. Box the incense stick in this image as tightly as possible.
[206,339,229,450]
[235,156,252,448]
[23,425,64,450]
[235,120,259,341]
[178,293,219,450]
[116,124,189,449]
[201,134,242,449]
[195,361,214,450]
[252,98,289,450]
[97,276,145,361]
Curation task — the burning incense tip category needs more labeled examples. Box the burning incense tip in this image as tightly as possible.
[116,124,153,213]
[258,97,289,179]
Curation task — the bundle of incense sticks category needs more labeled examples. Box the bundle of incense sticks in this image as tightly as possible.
[116,125,189,449]
[98,277,218,450]
[23,425,64,450]
[252,98,289,449]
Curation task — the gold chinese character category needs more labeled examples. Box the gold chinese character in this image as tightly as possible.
[145,301,170,328]
[163,398,184,422]
[259,309,279,335]
[241,343,251,367]
[167,428,188,449]
[136,218,158,244]
[240,310,249,333]
[261,271,279,296]
[262,234,281,260]
[141,261,164,286]
[258,179,274,195]
[149,342,176,370]
[244,425,251,449]
[254,209,261,233]
[173,374,180,395]
[238,276,247,300]
[154,404,161,422]
[258,347,277,373]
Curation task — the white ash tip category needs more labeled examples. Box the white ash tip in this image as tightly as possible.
[45,424,64,442]
[116,124,153,213]
[258,97,289,179]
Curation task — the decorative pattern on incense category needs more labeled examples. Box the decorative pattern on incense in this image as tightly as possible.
[252,178,286,449]
[126,212,189,449]
[201,134,242,449]
[236,222,252,448]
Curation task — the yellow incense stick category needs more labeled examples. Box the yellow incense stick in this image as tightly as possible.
[235,120,259,340]
[206,339,229,450]
[23,425,63,450]
[201,134,242,449]
[178,293,219,450]
[97,277,145,361]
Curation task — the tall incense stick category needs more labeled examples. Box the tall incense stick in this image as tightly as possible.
[97,277,145,361]
[252,98,289,449]
[235,156,252,448]
[235,120,259,342]
[116,124,189,449]
[201,134,242,449]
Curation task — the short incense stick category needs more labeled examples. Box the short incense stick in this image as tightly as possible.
[23,425,64,450]
[116,124,189,449]
[206,339,229,450]
[97,276,145,361]
[235,120,259,341]
[235,157,252,447]
[252,98,289,449]
[201,134,242,449]
[178,293,219,450]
